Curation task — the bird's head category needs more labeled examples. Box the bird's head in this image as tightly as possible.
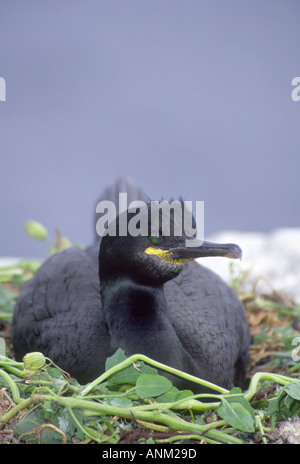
[99,200,241,286]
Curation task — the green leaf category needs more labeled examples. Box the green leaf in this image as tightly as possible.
[175,389,194,400]
[46,366,66,379]
[108,397,134,408]
[0,284,17,305]
[284,393,295,410]
[136,374,172,399]
[139,363,158,375]
[105,349,158,386]
[228,386,243,395]
[105,348,127,371]
[66,408,86,441]
[217,397,256,433]
[107,365,140,387]
[156,386,180,403]
[14,407,66,444]
[283,381,300,400]
[52,378,65,389]
[266,397,280,415]
[24,220,48,241]
[0,284,17,319]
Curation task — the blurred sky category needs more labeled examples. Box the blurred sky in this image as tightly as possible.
[1,1,300,258]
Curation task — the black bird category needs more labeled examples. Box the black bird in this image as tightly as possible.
[12,178,249,392]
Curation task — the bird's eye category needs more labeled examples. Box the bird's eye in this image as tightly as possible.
[149,235,161,245]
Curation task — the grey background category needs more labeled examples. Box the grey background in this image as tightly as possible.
[1,1,300,258]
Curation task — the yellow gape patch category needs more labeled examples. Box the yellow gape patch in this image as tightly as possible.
[144,247,192,265]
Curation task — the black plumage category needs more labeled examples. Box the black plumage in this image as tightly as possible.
[12,178,250,392]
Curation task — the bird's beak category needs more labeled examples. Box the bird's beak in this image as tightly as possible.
[169,237,242,262]
[145,237,242,264]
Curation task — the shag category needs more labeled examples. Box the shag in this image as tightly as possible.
[12,178,249,392]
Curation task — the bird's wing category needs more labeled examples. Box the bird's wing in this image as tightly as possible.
[12,246,110,383]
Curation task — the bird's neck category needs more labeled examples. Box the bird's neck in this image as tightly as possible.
[100,276,186,364]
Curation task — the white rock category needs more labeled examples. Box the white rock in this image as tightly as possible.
[276,419,300,444]
[199,228,300,304]
[0,257,24,267]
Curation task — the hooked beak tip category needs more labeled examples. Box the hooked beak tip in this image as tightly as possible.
[224,244,242,260]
